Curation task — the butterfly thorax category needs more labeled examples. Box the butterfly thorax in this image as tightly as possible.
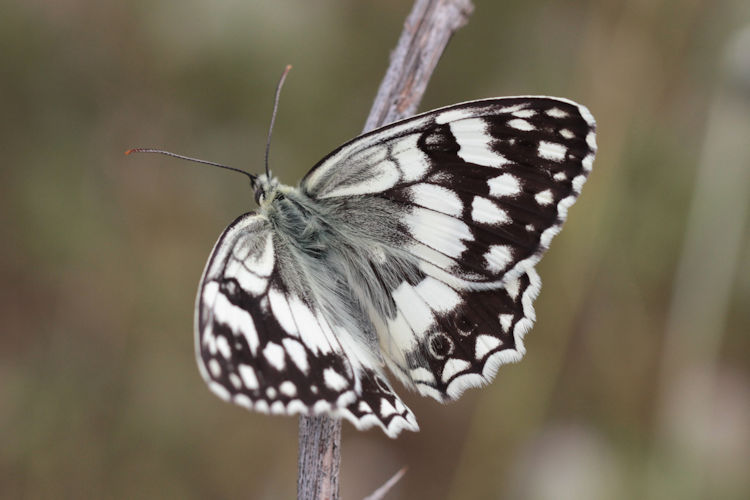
[258,185,396,370]
[261,187,333,257]
[266,186,427,341]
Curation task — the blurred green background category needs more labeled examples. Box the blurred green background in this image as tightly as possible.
[2,0,749,498]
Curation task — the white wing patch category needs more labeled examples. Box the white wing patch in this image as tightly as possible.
[238,364,259,390]
[391,281,435,338]
[507,118,534,131]
[488,173,522,198]
[403,208,473,258]
[263,342,286,371]
[324,368,349,391]
[475,335,502,360]
[414,277,462,313]
[485,245,514,272]
[223,259,268,296]
[408,183,463,217]
[320,157,401,198]
[534,189,554,206]
[538,140,567,162]
[471,196,511,225]
[392,134,431,182]
[451,118,511,168]
[213,293,259,354]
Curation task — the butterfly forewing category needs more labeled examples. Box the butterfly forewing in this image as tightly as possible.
[303,97,595,284]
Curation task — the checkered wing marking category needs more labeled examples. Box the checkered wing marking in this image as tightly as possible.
[195,213,418,437]
[302,97,596,401]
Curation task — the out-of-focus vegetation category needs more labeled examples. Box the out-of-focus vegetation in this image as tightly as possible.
[2,1,749,499]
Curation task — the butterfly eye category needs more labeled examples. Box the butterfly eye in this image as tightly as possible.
[254,189,265,205]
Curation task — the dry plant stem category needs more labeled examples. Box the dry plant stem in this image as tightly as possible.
[296,1,474,499]
[363,467,409,500]
[364,0,475,133]
[298,416,341,500]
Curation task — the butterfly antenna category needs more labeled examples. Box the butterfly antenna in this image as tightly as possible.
[265,64,292,180]
[125,148,257,182]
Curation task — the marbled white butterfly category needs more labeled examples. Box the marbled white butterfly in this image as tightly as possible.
[136,89,597,438]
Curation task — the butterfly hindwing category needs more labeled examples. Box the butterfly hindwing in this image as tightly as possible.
[195,213,418,437]
[378,267,540,402]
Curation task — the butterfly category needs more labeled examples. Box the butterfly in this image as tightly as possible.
[187,95,596,438]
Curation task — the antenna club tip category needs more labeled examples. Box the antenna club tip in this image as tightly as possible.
[126,148,152,155]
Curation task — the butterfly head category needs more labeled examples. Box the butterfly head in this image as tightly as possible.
[251,172,279,205]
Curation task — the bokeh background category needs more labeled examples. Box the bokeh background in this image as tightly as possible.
[2,0,749,498]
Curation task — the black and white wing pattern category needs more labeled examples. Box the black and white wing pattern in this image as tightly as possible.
[195,96,596,438]
[302,97,596,402]
[196,214,418,437]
